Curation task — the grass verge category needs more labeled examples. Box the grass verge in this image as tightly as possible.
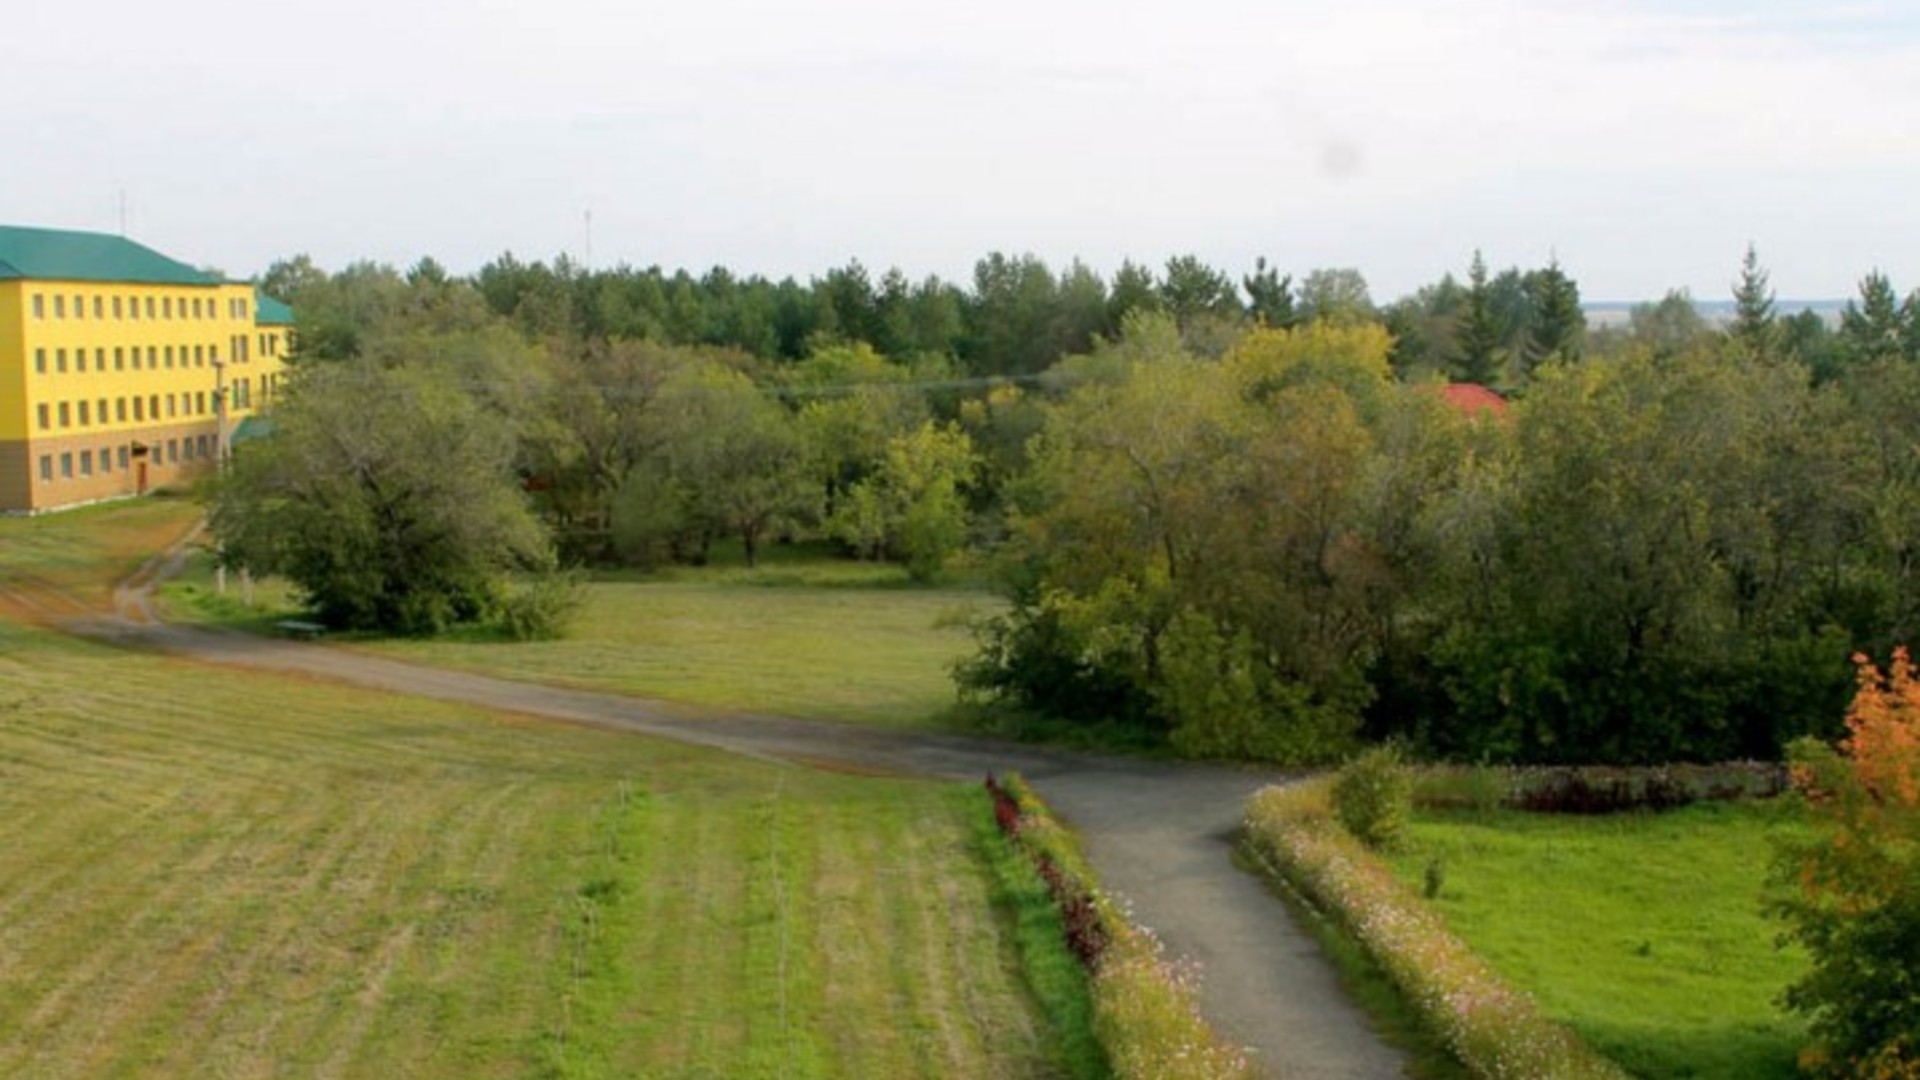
[1378,801,1811,1079]
[1244,780,1631,1080]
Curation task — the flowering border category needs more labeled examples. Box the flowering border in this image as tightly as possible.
[987,774,1260,1080]
[1243,780,1631,1080]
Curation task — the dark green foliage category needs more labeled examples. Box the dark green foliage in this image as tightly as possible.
[1332,744,1413,849]
[1242,256,1298,329]
[953,597,1156,734]
[1452,250,1502,386]
[211,362,552,635]
[1730,243,1778,361]
[1523,258,1584,368]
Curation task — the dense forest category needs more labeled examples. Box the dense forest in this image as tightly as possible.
[226,246,1920,766]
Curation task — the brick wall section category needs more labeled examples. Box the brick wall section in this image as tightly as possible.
[1,419,222,513]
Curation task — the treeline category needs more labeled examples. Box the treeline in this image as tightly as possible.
[245,246,1920,764]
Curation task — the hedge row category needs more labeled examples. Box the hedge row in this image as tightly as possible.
[986,774,1259,1080]
[1412,761,1790,815]
[1243,780,1631,1080]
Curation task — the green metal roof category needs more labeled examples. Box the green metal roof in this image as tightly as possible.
[232,415,277,443]
[254,290,296,326]
[0,224,220,286]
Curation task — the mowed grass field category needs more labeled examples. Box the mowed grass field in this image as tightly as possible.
[1381,802,1812,1080]
[0,503,1075,1078]
[164,539,995,729]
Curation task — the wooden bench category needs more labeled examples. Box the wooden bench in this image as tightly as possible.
[275,619,327,640]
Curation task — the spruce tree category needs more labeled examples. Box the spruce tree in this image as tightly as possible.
[1730,242,1778,360]
[1524,257,1584,373]
[1453,250,1502,386]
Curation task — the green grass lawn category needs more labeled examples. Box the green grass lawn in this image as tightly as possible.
[0,621,1073,1079]
[160,539,998,729]
[0,506,1076,1078]
[1381,802,1814,1079]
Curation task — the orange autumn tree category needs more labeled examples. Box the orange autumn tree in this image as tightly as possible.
[1774,648,1920,1078]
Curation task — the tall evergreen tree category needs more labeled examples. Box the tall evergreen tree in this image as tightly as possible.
[1523,257,1584,372]
[1730,242,1778,360]
[1840,271,1909,366]
[1453,250,1502,386]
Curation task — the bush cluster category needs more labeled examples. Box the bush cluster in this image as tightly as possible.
[1244,781,1631,1080]
[1331,744,1412,848]
[986,774,1258,1080]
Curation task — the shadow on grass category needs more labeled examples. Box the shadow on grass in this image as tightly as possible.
[1576,1015,1803,1080]
[942,702,1176,759]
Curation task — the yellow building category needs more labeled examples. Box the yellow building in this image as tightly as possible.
[0,225,292,513]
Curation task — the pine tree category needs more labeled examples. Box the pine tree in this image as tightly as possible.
[1242,257,1298,329]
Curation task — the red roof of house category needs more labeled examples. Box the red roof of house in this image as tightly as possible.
[1435,383,1509,417]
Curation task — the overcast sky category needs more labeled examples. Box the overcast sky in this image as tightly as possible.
[10,0,1919,302]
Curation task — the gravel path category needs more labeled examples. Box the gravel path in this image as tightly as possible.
[74,550,1409,1079]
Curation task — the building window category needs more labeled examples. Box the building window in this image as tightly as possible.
[97,398,107,424]
[148,394,159,419]
[133,397,144,421]
[100,448,112,474]
[39,456,52,482]
[162,296,172,320]
[194,345,205,367]
[164,346,174,369]
[144,296,155,319]
[167,440,179,463]
[79,450,93,477]
[60,453,72,479]
[114,347,125,371]
[73,295,85,320]
[117,446,129,470]
[96,348,105,371]
[147,346,157,369]
[36,404,49,430]
[195,391,207,415]
[32,294,44,319]
[54,295,66,318]
[166,394,176,418]
[78,401,90,426]
[113,296,123,319]
[55,349,67,373]
[76,351,86,373]
[93,296,104,319]
[116,399,127,423]
[58,402,70,428]
[34,349,46,374]
[197,435,210,458]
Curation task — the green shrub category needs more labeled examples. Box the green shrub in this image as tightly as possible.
[1332,744,1412,849]
[498,570,586,641]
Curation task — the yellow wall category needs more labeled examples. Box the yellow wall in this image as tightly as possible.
[3,278,289,511]
[0,283,24,442]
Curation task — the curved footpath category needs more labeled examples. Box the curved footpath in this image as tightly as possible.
[77,555,1409,1080]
